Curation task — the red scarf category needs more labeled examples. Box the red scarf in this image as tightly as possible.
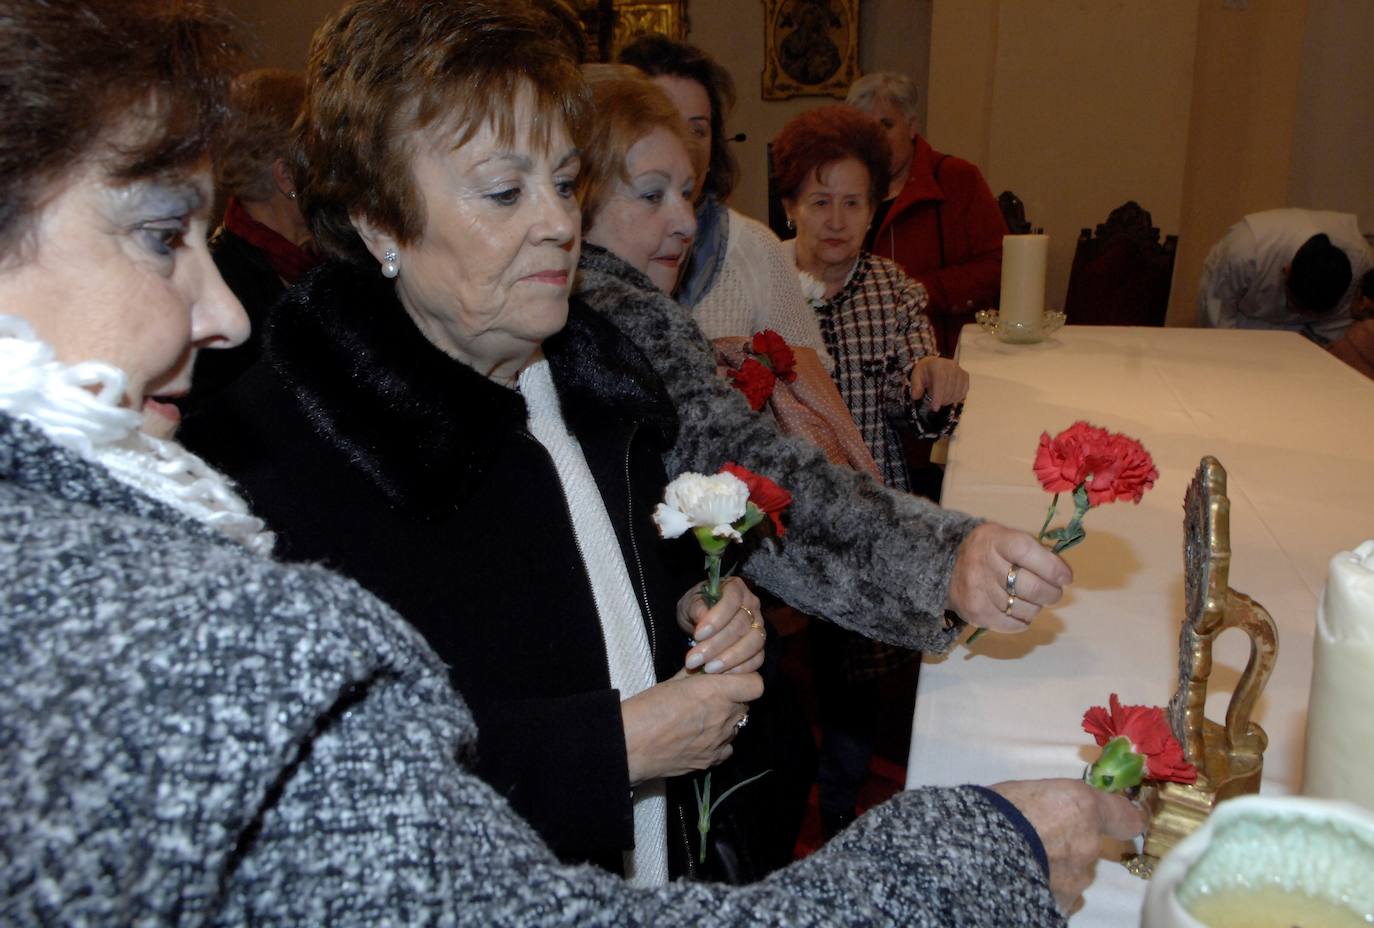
[221,196,320,285]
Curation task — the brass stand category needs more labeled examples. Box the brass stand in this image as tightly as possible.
[1125,457,1279,877]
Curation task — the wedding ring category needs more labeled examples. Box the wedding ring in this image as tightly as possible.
[1006,566,1020,597]
[735,713,750,732]
[1004,593,1017,615]
[741,606,755,621]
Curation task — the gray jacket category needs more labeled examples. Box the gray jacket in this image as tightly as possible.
[0,412,1062,925]
[576,244,979,653]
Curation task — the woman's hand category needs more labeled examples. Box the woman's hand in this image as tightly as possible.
[621,671,763,784]
[990,778,1144,915]
[946,522,1072,632]
[677,577,766,675]
[910,356,970,409]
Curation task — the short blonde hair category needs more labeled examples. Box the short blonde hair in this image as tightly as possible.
[578,67,704,229]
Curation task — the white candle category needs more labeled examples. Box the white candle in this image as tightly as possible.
[998,233,1049,329]
[1303,540,1374,813]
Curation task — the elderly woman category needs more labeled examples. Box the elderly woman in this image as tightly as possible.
[773,104,970,494]
[771,103,974,834]
[617,35,830,366]
[187,68,317,412]
[182,0,765,886]
[2,0,1140,921]
[578,68,825,872]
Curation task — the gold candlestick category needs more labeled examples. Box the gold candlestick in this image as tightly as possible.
[1126,457,1279,877]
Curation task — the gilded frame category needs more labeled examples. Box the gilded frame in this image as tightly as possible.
[564,0,688,61]
[608,1,687,57]
[761,0,860,100]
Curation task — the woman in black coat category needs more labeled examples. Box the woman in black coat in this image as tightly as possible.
[183,1,765,884]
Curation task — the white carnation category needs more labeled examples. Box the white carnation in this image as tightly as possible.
[797,271,827,309]
[653,471,750,540]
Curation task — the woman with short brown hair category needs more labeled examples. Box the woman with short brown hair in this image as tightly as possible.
[184,0,766,885]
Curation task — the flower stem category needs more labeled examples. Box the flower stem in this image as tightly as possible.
[703,554,722,607]
[1037,492,1060,544]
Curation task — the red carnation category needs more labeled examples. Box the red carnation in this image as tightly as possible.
[722,461,791,537]
[750,329,797,383]
[1033,421,1109,493]
[730,359,777,412]
[1082,433,1158,505]
[1083,694,1196,785]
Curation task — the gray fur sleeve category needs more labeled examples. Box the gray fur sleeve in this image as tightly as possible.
[577,260,978,652]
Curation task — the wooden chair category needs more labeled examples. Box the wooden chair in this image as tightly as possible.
[1063,201,1178,326]
[998,190,1032,235]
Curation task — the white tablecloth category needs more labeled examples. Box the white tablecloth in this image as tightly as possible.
[905,325,1374,926]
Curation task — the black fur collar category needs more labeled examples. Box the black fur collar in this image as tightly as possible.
[266,259,678,508]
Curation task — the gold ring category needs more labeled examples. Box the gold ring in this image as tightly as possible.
[741,606,755,621]
[1006,566,1020,597]
[1004,593,1016,615]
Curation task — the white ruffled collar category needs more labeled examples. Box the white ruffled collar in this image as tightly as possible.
[0,315,274,556]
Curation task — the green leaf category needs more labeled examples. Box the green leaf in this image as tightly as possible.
[1073,483,1091,513]
[1052,524,1087,554]
[734,501,766,536]
[708,768,772,817]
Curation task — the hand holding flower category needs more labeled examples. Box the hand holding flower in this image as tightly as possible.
[947,522,1073,633]
[990,778,1145,915]
[679,577,766,675]
[967,421,1157,643]
[621,671,763,785]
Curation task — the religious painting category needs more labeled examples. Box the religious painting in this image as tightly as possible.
[608,1,687,57]
[561,0,688,62]
[761,0,860,100]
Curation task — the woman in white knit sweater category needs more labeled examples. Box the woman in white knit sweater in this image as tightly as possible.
[618,34,831,367]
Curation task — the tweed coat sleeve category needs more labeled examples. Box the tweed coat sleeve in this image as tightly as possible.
[230,713,1067,927]
[874,261,959,441]
[575,248,978,652]
[1,418,1061,927]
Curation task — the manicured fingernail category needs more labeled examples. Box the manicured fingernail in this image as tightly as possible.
[695,624,715,640]
[685,652,705,670]
[704,660,724,674]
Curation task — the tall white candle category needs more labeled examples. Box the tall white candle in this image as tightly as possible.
[1303,540,1374,813]
[998,234,1049,329]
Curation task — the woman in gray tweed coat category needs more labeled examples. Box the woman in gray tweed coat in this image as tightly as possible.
[0,0,1140,924]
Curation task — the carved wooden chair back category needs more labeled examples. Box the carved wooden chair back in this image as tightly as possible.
[1063,200,1178,326]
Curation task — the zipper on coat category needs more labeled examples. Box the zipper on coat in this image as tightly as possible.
[676,803,697,879]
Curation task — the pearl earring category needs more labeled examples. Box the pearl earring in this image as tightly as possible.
[287,189,298,200]
[786,217,795,231]
[382,249,399,279]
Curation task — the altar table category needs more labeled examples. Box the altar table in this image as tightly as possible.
[904,325,1374,925]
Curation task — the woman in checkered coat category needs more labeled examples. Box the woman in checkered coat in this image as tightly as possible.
[772,104,973,836]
